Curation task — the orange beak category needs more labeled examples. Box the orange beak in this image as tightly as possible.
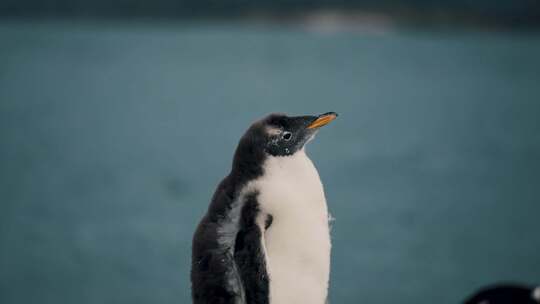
[307,112,338,129]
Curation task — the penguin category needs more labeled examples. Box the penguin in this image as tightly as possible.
[463,283,540,304]
[191,112,338,304]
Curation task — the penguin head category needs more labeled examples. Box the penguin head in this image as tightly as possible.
[231,112,337,173]
[259,112,338,157]
[463,284,540,304]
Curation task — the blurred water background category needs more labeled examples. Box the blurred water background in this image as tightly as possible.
[1,1,540,304]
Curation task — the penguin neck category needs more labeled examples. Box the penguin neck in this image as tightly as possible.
[263,148,314,178]
[230,147,314,192]
[230,145,265,187]
[258,147,327,216]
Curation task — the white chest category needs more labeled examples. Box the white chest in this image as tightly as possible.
[253,150,331,304]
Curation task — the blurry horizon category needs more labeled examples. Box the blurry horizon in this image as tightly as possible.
[1,0,540,28]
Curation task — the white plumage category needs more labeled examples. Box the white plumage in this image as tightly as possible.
[246,148,331,304]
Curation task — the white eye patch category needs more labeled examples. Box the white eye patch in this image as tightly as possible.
[266,126,282,136]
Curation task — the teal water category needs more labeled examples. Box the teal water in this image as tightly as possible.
[1,20,539,304]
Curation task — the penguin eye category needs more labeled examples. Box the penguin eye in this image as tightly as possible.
[282,131,292,141]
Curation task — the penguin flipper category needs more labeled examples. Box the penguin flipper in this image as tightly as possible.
[233,192,271,304]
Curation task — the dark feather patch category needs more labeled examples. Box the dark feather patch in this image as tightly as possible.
[234,193,270,304]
